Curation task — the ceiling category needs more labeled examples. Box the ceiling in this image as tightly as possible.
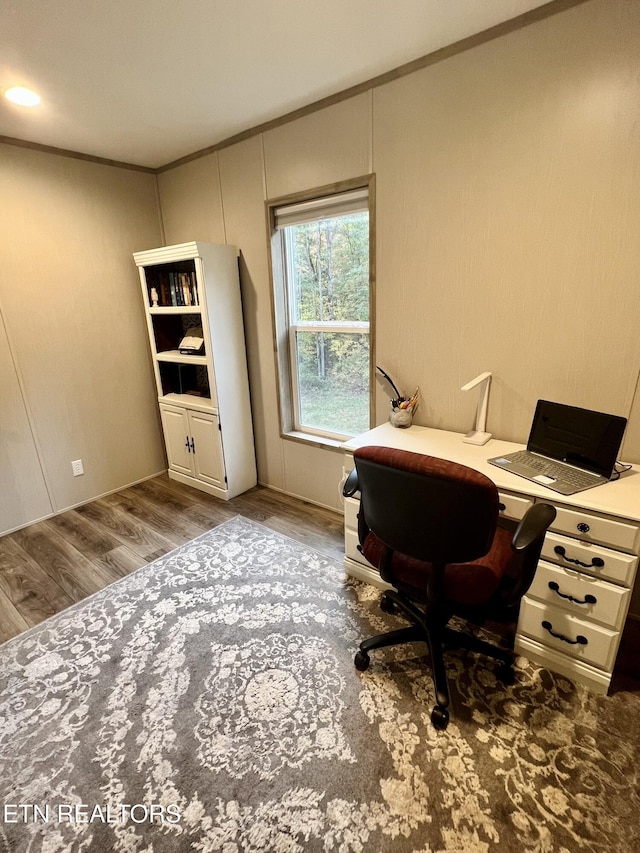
[1,0,552,170]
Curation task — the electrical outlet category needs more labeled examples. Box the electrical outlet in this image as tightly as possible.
[71,459,84,477]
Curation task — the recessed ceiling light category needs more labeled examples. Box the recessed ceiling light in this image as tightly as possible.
[4,86,41,107]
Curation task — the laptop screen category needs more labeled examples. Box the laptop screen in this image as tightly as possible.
[528,400,627,478]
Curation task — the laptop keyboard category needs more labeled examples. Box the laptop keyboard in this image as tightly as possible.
[508,451,600,487]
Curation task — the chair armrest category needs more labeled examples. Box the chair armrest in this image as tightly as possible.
[512,503,556,551]
[343,468,359,497]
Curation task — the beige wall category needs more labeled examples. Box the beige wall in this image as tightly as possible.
[157,0,640,512]
[157,153,226,244]
[0,144,166,534]
[374,0,640,447]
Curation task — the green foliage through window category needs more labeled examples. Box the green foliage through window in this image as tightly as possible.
[289,215,369,324]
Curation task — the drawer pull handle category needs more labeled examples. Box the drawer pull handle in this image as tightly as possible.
[548,581,597,606]
[577,522,590,533]
[541,620,588,646]
[499,502,506,512]
[553,545,604,569]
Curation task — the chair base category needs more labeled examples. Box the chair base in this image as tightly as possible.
[354,591,515,729]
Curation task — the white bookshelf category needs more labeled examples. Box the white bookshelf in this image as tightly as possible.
[134,241,256,500]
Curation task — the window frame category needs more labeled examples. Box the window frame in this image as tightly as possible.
[267,176,375,447]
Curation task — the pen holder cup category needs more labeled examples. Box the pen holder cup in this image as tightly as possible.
[390,408,412,429]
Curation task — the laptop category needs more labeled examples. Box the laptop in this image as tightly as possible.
[488,400,627,495]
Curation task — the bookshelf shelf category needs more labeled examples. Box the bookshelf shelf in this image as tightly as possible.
[155,350,207,365]
[159,392,214,412]
[134,241,256,500]
[149,306,202,316]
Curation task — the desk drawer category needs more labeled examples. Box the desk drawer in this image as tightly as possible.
[518,598,618,671]
[540,532,636,586]
[551,506,639,552]
[528,560,629,630]
[345,528,375,568]
[344,496,360,533]
[498,492,533,521]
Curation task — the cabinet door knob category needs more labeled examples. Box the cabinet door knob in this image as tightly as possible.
[577,522,591,533]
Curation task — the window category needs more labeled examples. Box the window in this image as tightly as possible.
[270,185,372,442]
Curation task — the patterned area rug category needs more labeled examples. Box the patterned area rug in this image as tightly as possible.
[1,516,639,853]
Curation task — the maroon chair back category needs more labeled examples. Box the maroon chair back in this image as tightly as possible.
[354,446,499,567]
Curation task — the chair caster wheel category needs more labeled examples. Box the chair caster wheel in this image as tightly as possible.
[354,650,370,672]
[498,664,516,685]
[431,705,449,730]
[380,593,396,614]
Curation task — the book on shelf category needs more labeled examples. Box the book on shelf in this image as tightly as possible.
[160,275,171,306]
[169,274,177,306]
[178,272,191,306]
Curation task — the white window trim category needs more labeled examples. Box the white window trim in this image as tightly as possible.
[289,321,370,333]
[274,188,369,229]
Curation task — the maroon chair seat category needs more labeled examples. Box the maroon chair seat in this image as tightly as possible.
[361,524,514,607]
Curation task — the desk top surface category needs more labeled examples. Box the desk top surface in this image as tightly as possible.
[341,423,640,522]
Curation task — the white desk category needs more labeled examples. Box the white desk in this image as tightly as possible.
[341,423,640,694]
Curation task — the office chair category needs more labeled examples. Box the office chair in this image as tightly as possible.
[344,445,556,730]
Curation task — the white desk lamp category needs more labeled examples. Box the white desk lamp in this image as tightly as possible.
[461,371,492,445]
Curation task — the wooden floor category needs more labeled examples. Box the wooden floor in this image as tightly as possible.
[0,474,344,645]
[1,474,638,694]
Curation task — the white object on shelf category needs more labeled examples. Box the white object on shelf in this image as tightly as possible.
[461,371,492,445]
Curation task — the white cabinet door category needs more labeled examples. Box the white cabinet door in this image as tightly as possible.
[160,405,193,476]
[188,411,225,488]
